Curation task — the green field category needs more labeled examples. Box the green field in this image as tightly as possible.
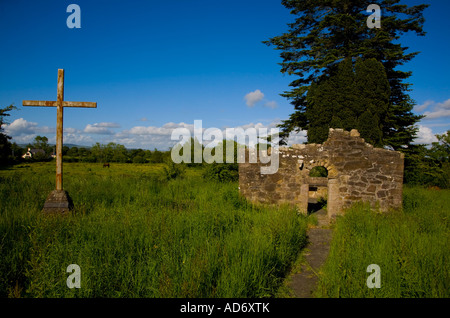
[315,187,449,298]
[0,162,308,297]
[0,162,448,298]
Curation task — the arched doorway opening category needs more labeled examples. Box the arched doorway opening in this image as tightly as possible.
[308,166,328,213]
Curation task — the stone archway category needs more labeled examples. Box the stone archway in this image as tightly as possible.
[297,161,342,216]
[239,128,404,218]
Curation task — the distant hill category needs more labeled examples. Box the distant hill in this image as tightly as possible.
[63,144,92,149]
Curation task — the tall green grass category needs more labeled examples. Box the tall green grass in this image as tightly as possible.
[0,163,308,297]
[315,186,449,298]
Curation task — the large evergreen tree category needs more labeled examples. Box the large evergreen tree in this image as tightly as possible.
[306,57,390,146]
[265,0,428,149]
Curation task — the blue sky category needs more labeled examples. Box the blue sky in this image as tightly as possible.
[1,0,449,150]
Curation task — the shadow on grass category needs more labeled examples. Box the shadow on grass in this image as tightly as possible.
[0,164,15,171]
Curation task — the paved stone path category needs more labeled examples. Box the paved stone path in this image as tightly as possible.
[288,209,333,298]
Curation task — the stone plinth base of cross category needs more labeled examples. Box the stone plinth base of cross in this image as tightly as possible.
[42,190,74,214]
[23,69,97,214]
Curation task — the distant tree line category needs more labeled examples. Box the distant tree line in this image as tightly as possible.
[3,138,171,164]
[62,142,170,164]
[1,105,448,187]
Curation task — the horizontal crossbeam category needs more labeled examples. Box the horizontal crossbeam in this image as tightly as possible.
[23,100,97,108]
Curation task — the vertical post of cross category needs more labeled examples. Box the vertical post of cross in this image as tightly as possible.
[56,69,64,191]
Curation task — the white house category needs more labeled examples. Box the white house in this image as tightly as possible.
[22,148,46,159]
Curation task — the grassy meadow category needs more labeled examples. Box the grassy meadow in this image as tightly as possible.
[0,162,308,297]
[315,187,449,298]
[0,161,448,298]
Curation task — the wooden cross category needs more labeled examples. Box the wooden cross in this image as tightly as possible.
[23,69,97,191]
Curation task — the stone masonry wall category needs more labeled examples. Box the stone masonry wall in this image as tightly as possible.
[239,128,404,217]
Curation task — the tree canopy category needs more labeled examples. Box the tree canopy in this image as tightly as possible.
[0,105,16,164]
[306,57,390,146]
[265,0,429,149]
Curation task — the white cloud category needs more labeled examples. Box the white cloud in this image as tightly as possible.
[413,125,438,145]
[415,99,450,120]
[264,101,278,109]
[4,118,39,136]
[128,126,169,135]
[3,118,54,145]
[437,99,450,109]
[113,130,179,150]
[10,135,36,144]
[114,120,289,150]
[162,122,195,131]
[2,119,313,150]
[64,127,80,134]
[127,122,194,136]
[83,122,120,135]
[110,122,200,150]
[237,122,267,130]
[238,119,307,145]
[244,89,264,107]
[84,124,114,135]
[63,133,95,145]
[287,130,308,145]
[93,122,121,128]
[244,90,279,109]
[414,100,433,113]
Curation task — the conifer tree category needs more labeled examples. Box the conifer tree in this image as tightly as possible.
[265,0,428,149]
[305,57,389,146]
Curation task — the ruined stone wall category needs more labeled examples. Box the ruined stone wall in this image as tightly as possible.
[239,128,404,217]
